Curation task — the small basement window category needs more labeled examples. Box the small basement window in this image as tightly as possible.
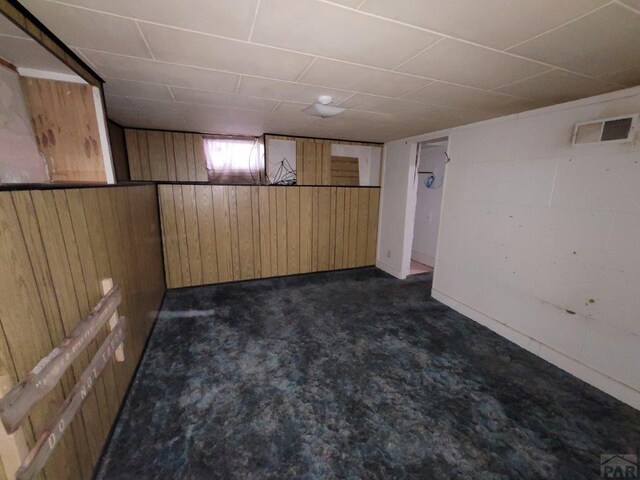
[204,135,264,184]
[572,114,637,146]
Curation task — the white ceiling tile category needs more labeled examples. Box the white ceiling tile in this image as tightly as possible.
[621,0,640,11]
[360,0,607,49]
[170,86,280,111]
[0,36,75,73]
[494,70,619,103]
[138,23,314,81]
[266,102,316,125]
[251,0,442,69]
[599,66,640,87]
[19,0,153,58]
[396,39,549,89]
[325,0,363,7]
[104,94,136,109]
[237,76,351,104]
[509,4,640,77]
[58,0,259,40]
[339,93,439,116]
[80,50,239,93]
[298,58,432,97]
[403,82,515,109]
[104,78,173,100]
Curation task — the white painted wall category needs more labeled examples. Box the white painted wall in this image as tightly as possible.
[382,86,640,409]
[412,145,447,267]
[266,139,296,183]
[376,140,416,278]
[0,65,49,183]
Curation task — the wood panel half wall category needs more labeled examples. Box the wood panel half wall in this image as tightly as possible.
[159,185,380,289]
[0,185,164,479]
[125,129,208,182]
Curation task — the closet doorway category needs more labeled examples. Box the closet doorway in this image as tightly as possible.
[408,137,448,276]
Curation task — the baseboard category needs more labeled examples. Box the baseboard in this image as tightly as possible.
[411,250,435,267]
[432,288,640,411]
[376,259,406,279]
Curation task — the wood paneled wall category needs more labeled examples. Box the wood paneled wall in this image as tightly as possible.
[295,139,331,185]
[21,77,107,183]
[125,128,208,182]
[107,120,130,182]
[159,185,380,288]
[0,185,164,480]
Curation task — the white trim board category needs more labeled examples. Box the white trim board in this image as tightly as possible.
[17,68,86,84]
[432,288,640,411]
[92,86,115,184]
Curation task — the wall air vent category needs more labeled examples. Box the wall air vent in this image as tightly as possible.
[572,114,638,146]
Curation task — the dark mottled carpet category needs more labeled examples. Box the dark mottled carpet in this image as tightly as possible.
[96,268,640,480]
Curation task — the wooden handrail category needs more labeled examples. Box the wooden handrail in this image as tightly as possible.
[16,317,126,479]
[0,285,122,434]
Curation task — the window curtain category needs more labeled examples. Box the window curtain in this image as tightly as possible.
[203,136,264,184]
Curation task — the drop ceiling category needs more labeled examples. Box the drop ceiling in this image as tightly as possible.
[11,0,640,142]
[0,14,76,75]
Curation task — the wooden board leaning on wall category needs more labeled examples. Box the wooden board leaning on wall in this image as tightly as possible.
[20,77,106,183]
[159,185,381,289]
[0,185,164,480]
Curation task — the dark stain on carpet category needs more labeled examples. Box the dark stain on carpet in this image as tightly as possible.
[96,268,640,479]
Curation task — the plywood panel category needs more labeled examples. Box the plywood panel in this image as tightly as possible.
[341,189,352,270]
[125,129,209,182]
[299,187,312,274]
[258,188,272,278]
[227,187,241,281]
[147,130,169,181]
[172,133,188,182]
[366,189,380,265]
[235,186,255,280]
[196,185,218,285]
[173,186,191,286]
[334,188,346,269]
[158,186,381,288]
[347,188,359,268]
[311,187,319,271]
[2,192,83,480]
[158,185,182,288]
[124,129,141,180]
[212,186,233,283]
[268,188,278,276]
[275,187,288,276]
[20,77,106,182]
[356,188,370,267]
[137,130,151,181]
[250,187,262,279]
[185,134,196,181]
[194,135,208,182]
[182,185,203,286]
[164,132,177,181]
[0,185,164,480]
[286,188,300,274]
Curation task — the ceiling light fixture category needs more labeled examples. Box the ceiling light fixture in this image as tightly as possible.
[303,95,346,118]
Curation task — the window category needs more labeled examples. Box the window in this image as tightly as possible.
[203,136,264,184]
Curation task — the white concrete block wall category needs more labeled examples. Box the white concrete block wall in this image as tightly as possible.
[429,88,640,409]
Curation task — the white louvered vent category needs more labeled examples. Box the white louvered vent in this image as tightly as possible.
[572,114,638,146]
